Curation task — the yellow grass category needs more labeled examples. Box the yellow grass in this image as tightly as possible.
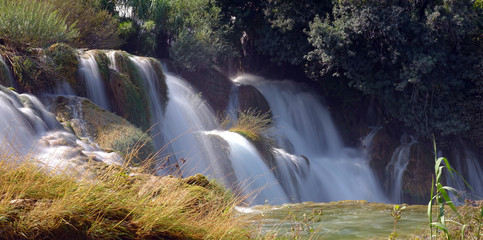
[0,150,254,239]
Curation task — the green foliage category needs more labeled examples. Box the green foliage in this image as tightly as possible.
[0,0,78,47]
[389,204,406,240]
[47,43,79,87]
[113,0,237,70]
[107,51,151,131]
[427,139,471,239]
[257,0,332,66]
[305,0,481,139]
[45,0,122,49]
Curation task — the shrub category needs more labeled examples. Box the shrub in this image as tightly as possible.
[44,0,122,49]
[0,0,78,47]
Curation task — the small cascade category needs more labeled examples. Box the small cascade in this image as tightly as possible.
[208,131,289,205]
[233,75,387,202]
[446,143,483,201]
[385,135,417,203]
[361,127,381,160]
[0,55,14,87]
[78,51,110,110]
[0,86,121,169]
[162,70,223,176]
[128,56,166,149]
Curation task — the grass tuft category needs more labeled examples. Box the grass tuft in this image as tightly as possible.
[0,150,252,239]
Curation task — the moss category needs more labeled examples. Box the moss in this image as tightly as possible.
[149,58,169,107]
[47,43,79,88]
[108,51,151,131]
[53,96,155,165]
[81,99,155,163]
[90,50,110,84]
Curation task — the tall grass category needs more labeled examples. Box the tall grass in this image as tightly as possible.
[0,151,252,239]
[0,0,78,47]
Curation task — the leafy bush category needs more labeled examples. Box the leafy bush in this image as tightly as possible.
[44,0,122,49]
[0,0,78,47]
[305,0,481,139]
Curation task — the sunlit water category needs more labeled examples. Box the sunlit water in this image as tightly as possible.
[239,201,427,239]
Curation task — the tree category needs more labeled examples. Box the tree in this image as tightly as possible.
[305,0,482,138]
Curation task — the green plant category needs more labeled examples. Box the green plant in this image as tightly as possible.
[428,138,470,239]
[0,0,78,47]
[223,109,273,144]
[389,204,407,240]
[287,208,323,239]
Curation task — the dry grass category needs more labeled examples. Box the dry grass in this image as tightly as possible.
[222,109,273,144]
[0,149,254,239]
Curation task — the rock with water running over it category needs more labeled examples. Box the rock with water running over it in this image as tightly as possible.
[181,68,233,114]
[51,96,155,165]
[238,84,271,118]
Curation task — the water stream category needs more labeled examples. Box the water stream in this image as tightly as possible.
[233,75,388,203]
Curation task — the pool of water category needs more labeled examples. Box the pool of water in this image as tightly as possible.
[238,201,428,239]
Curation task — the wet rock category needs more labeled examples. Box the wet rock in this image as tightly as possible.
[238,84,271,117]
[51,96,155,165]
[181,68,233,114]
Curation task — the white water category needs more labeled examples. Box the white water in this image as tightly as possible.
[233,74,387,202]
[161,70,223,176]
[385,135,417,203]
[0,86,121,170]
[129,56,167,149]
[208,131,290,205]
[78,51,110,110]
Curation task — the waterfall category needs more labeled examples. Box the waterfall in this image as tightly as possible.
[161,70,224,176]
[233,74,387,202]
[128,56,166,149]
[207,131,290,205]
[385,135,417,203]
[0,86,121,169]
[78,51,110,110]
[446,143,483,202]
[0,55,14,87]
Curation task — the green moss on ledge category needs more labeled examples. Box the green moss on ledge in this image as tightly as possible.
[53,96,154,164]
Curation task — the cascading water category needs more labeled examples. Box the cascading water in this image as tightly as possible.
[446,143,483,202]
[233,74,388,202]
[0,86,121,169]
[78,51,110,110]
[385,135,417,203]
[161,70,224,176]
[207,131,290,205]
[128,56,166,149]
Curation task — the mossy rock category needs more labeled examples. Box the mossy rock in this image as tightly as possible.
[53,96,155,165]
[47,43,79,88]
[107,51,151,131]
